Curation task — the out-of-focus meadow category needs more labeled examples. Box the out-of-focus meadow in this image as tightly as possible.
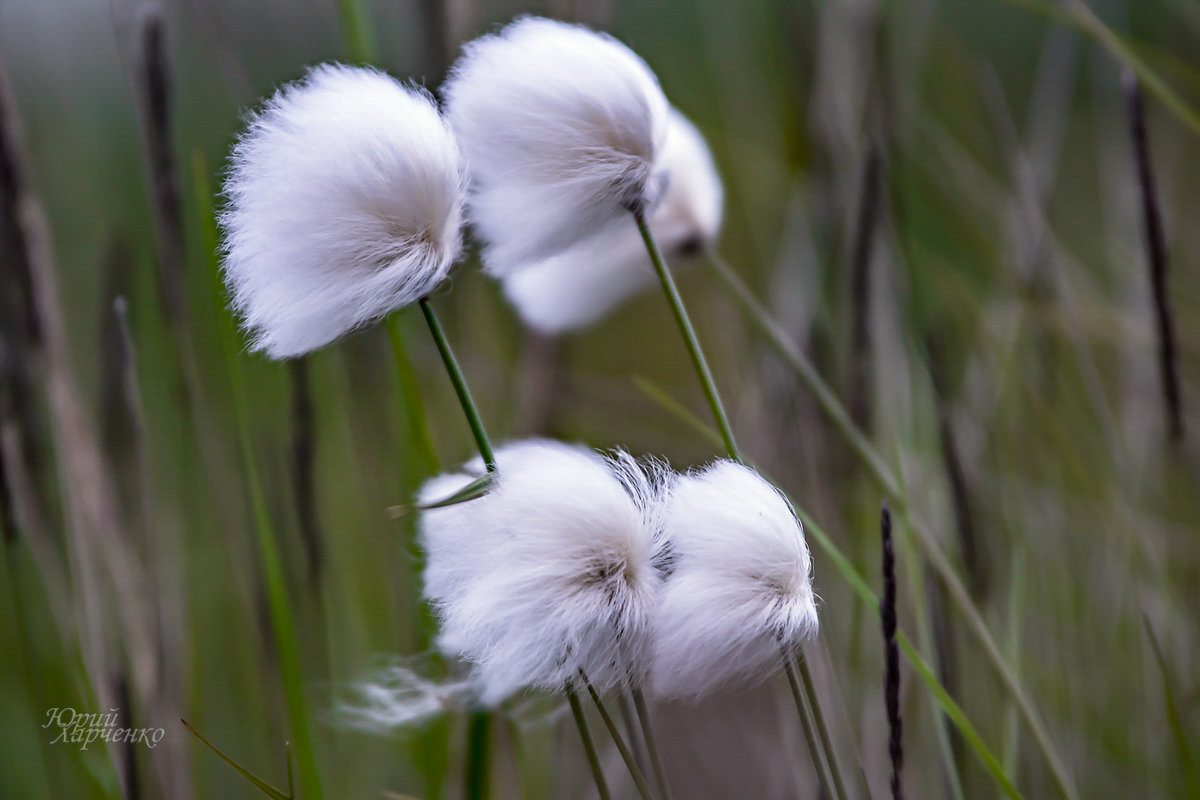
[1,0,1198,798]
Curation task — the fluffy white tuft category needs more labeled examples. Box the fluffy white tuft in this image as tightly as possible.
[418,439,662,704]
[651,461,818,698]
[443,17,670,277]
[499,108,724,334]
[221,63,465,358]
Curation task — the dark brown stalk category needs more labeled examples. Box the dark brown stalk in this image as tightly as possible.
[880,502,904,800]
[288,358,324,585]
[926,336,986,599]
[1125,72,1184,441]
[847,145,883,433]
[135,4,188,328]
[513,329,564,437]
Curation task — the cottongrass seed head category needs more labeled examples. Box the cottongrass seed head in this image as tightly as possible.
[443,16,670,276]
[651,460,818,698]
[500,108,724,334]
[418,439,663,704]
[221,64,465,358]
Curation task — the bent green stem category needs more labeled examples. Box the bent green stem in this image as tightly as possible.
[631,688,674,800]
[636,212,846,800]
[707,249,1075,800]
[566,686,613,800]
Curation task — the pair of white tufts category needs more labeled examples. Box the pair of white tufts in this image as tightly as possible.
[221,17,723,356]
[418,440,818,705]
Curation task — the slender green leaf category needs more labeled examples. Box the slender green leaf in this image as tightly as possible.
[182,720,292,800]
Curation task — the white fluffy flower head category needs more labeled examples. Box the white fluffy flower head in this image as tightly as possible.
[651,461,818,698]
[500,108,724,334]
[221,64,465,358]
[419,440,662,704]
[444,17,669,276]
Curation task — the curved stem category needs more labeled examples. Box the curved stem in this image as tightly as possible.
[566,686,613,800]
[418,298,497,471]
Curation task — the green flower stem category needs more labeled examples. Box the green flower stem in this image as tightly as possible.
[635,211,845,800]
[782,654,836,800]
[463,711,491,800]
[630,688,674,800]
[566,686,613,800]
[385,314,440,475]
[706,249,1075,800]
[418,297,497,471]
[634,211,740,461]
[582,678,656,800]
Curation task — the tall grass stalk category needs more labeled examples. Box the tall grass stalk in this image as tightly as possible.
[633,210,847,800]
[706,249,1076,799]
[630,688,673,800]
[566,687,613,800]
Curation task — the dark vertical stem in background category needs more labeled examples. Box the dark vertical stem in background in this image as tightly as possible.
[880,502,904,800]
[463,712,492,800]
[847,146,883,433]
[135,5,187,329]
[926,336,986,599]
[416,0,452,83]
[1125,73,1184,441]
[289,358,324,585]
[514,330,563,437]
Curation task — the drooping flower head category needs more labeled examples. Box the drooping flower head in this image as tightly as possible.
[443,17,670,276]
[500,108,724,334]
[419,439,663,704]
[651,461,818,698]
[221,64,465,358]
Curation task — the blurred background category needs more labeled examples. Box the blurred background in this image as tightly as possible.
[1,0,1198,797]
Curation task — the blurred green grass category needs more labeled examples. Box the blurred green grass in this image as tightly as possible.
[1,0,1199,798]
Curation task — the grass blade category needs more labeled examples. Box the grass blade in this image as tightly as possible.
[181,720,291,800]
[1144,618,1200,798]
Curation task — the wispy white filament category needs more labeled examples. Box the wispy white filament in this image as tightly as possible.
[501,109,724,334]
[651,461,818,698]
[335,657,473,732]
[221,64,465,358]
[419,440,662,704]
[444,16,670,276]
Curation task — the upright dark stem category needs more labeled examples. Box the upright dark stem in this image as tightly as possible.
[463,711,491,800]
[418,298,497,471]
[288,358,324,585]
[782,654,836,799]
[1125,72,1184,441]
[794,653,850,800]
[566,686,613,800]
[847,145,883,433]
[881,502,904,800]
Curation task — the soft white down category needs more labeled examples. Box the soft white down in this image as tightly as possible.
[221,64,465,358]
[418,439,663,704]
[651,461,818,698]
[501,108,724,334]
[443,16,670,277]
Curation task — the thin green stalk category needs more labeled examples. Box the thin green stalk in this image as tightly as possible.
[793,653,851,800]
[463,712,491,800]
[636,212,845,799]
[707,249,1076,800]
[582,678,656,800]
[782,655,837,800]
[418,298,497,471]
[630,688,674,800]
[385,314,440,475]
[634,211,740,461]
[566,686,613,800]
